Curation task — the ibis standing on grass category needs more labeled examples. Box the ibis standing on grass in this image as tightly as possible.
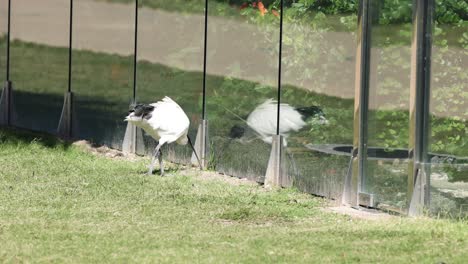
[125,96,201,175]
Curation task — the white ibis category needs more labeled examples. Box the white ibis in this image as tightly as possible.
[125,96,201,175]
[229,99,328,146]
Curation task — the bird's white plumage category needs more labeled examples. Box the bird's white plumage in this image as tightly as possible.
[125,96,202,175]
[126,96,189,145]
[246,99,306,145]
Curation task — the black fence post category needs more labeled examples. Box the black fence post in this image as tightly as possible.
[1,0,13,126]
[191,0,210,169]
[57,0,74,138]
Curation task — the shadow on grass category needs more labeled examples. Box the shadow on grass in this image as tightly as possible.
[0,126,72,150]
[141,166,185,176]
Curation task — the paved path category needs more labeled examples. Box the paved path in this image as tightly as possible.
[0,0,358,99]
[1,0,466,116]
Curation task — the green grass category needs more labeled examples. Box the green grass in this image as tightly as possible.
[0,128,468,263]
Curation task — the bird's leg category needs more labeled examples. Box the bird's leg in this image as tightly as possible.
[187,135,202,169]
[148,142,163,175]
[158,149,164,176]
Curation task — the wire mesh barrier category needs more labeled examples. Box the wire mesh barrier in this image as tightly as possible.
[0,0,466,218]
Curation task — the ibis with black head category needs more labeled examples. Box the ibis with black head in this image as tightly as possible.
[125,96,201,175]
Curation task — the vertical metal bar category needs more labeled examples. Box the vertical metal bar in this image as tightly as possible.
[68,0,74,137]
[57,0,74,138]
[5,0,12,126]
[201,0,208,120]
[6,0,11,81]
[408,0,433,214]
[358,0,371,195]
[349,0,371,206]
[68,0,73,93]
[276,0,283,135]
[132,0,139,102]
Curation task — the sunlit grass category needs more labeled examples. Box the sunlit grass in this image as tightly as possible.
[0,128,467,263]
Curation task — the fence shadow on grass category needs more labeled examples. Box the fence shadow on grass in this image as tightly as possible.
[0,126,72,150]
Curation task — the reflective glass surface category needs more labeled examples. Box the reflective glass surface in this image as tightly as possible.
[281,2,357,200]
[9,0,69,133]
[0,0,6,85]
[205,0,279,181]
[136,0,205,164]
[365,1,412,209]
[429,1,468,217]
[72,0,134,148]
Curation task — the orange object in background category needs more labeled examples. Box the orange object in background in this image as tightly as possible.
[258,1,268,16]
[271,9,279,17]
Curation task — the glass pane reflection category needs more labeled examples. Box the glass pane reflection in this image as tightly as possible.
[0,0,6,85]
[365,1,412,210]
[206,0,279,181]
[136,0,205,164]
[72,0,134,148]
[429,1,468,217]
[9,0,69,133]
[281,2,357,200]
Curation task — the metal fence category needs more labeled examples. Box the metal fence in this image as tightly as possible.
[0,0,466,217]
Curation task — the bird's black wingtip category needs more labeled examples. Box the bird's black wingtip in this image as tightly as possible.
[295,106,324,118]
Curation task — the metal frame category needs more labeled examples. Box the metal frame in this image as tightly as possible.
[132,0,138,102]
[191,119,208,169]
[264,0,288,188]
[1,0,12,126]
[0,81,12,125]
[201,0,208,121]
[122,0,140,153]
[408,0,434,216]
[345,0,372,207]
[265,135,291,188]
[57,0,74,138]
[192,0,209,169]
[121,119,143,154]
[275,0,284,135]
[6,0,11,83]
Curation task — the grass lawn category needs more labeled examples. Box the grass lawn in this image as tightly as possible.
[0,127,467,263]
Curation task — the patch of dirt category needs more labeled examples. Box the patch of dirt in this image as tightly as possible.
[72,140,260,187]
[324,206,396,221]
[72,140,140,161]
[179,167,259,187]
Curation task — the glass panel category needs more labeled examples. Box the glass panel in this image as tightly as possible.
[9,0,69,133]
[281,2,357,200]
[0,0,6,85]
[430,163,468,218]
[136,0,205,164]
[206,0,279,181]
[72,0,134,148]
[429,1,467,217]
[365,1,413,210]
